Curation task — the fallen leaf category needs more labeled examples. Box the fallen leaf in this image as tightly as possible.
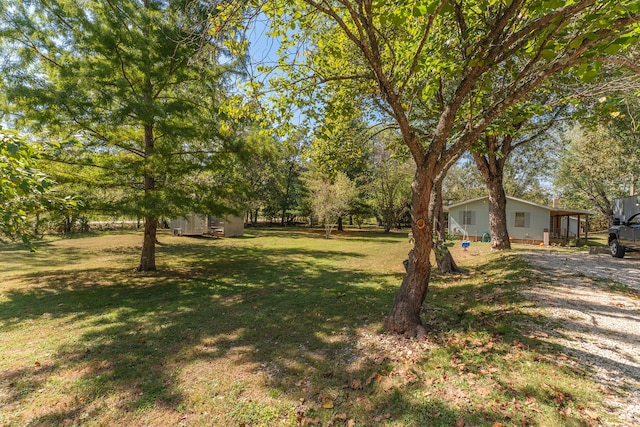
[322,396,334,409]
[347,420,356,427]
[334,413,347,421]
[373,355,386,365]
[492,423,503,427]
[350,379,363,390]
[34,361,41,367]
[373,413,391,422]
[477,387,491,396]
[553,392,566,405]
[366,372,382,385]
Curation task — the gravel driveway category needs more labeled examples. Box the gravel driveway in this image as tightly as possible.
[523,250,640,290]
[521,250,640,426]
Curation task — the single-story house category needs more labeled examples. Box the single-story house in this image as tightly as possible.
[170,214,244,237]
[446,196,594,244]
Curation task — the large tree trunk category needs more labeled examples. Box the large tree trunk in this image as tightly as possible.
[337,216,343,231]
[138,215,158,271]
[486,174,510,249]
[431,179,459,274]
[473,137,511,250]
[385,168,432,338]
[383,211,392,233]
[137,123,157,272]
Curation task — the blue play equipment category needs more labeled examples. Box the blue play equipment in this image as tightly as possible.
[461,228,470,250]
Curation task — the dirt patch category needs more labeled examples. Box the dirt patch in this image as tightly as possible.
[521,250,640,426]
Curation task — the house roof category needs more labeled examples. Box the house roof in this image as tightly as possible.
[446,195,596,217]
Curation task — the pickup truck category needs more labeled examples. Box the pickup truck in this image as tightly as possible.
[609,212,640,258]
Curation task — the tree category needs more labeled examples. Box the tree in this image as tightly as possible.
[421,176,458,274]
[263,134,307,225]
[1,0,244,271]
[0,130,66,246]
[472,101,564,249]
[501,139,556,205]
[309,102,374,230]
[565,44,640,195]
[247,0,640,337]
[595,91,640,196]
[555,124,631,225]
[443,156,486,203]
[308,172,356,238]
[370,144,413,233]
[554,50,640,226]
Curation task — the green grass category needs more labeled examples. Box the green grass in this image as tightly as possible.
[0,228,613,426]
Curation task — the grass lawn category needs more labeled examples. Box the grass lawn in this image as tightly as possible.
[0,228,613,426]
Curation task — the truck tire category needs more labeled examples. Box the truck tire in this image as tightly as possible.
[610,238,626,258]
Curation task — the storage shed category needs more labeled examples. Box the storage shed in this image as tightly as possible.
[170,214,244,237]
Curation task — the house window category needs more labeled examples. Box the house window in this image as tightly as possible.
[462,210,475,226]
[515,212,526,227]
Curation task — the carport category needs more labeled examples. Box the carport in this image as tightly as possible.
[549,207,594,245]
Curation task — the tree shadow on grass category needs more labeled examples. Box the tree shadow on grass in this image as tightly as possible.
[0,243,603,425]
[236,227,408,244]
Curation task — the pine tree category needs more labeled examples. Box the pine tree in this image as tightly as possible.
[1,0,245,271]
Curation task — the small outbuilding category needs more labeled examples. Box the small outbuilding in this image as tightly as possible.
[446,196,594,245]
[170,214,244,237]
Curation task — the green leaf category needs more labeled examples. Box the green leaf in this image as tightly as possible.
[7,142,20,156]
[541,48,556,60]
[543,0,565,9]
[568,36,583,49]
[413,5,427,17]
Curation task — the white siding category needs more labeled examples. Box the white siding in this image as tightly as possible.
[169,214,244,237]
[448,197,549,241]
[506,199,548,241]
[221,215,244,237]
[448,199,491,240]
[170,214,208,235]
